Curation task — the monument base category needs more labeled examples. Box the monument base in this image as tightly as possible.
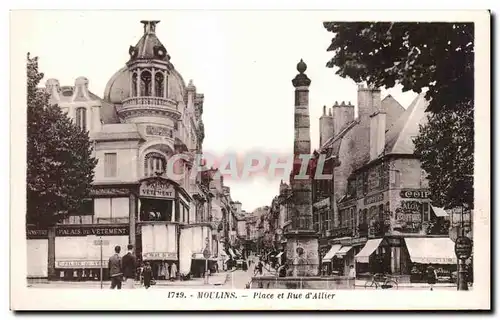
[285,234,319,277]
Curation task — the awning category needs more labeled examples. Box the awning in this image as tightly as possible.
[276,252,283,258]
[322,244,342,262]
[355,238,383,263]
[191,253,205,260]
[228,248,236,258]
[431,206,449,218]
[335,246,353,257]
[234,249,241,256]
[405,237,457,264]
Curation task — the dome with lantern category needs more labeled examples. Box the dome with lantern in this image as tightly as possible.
[102,20,188,124]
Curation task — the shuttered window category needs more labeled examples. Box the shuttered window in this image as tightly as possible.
[104,153,117,177]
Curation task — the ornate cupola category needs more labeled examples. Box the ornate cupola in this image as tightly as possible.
[117,20,181,128]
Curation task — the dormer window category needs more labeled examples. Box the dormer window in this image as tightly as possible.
[75,107,87,131]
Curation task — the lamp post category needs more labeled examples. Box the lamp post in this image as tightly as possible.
[453,203,472,291]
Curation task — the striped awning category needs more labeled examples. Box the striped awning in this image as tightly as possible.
[322,244,342,262]
[355,239,383,263]
[335,246,353,257]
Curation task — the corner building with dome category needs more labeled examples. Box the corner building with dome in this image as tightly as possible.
[27,21,226,281]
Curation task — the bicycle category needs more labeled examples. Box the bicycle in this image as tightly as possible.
[364,273,399,289]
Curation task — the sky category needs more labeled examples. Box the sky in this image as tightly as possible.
[22,10,418,213]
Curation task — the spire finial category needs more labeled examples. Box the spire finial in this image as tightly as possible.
[140,20,160,34]
[297,59,307,74]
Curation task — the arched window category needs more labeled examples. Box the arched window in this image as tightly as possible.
[75,107,87,131]
[155,72,164,97]
[131,72,138,97]
[144,152,166,177]
[140,70,152,96]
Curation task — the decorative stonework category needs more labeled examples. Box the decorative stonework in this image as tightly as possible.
[145,125,173,138]
[118,107,181,121]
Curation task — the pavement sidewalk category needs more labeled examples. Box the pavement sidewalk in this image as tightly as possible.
[354,279,456,288]
[27,271,231,288]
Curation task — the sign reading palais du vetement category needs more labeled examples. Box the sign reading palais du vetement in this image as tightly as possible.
[140,181,175,198]
[56,226,129,237]
[142,252,177,260]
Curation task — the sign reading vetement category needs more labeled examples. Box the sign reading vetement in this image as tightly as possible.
[454,236,473,259]
[140,181,175,198]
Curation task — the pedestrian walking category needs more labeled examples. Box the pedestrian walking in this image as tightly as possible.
[122,244,137,289]
[170,262,177,280]
[348,265,356,289]
[108,245,122,289]
[254,259,263,276]
[426,265,438,291]
[143,262,153,289]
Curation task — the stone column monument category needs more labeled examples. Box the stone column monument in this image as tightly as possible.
[285,59,319,277]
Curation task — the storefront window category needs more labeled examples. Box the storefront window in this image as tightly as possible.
[140,198,174,222]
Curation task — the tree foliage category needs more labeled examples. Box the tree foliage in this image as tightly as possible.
[323,22,474,209]
[413,103,474,209]
[323,22,473,114]
[27,53,98,227]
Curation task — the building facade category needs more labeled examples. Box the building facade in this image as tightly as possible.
[26,20,247,280]
[314,85,457,280]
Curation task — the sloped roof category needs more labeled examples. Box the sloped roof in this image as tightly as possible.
[384,93,429,155]
[382,94,405,131]
[91,123,143,141]
[89,92,121,124]
[128,21,170,63]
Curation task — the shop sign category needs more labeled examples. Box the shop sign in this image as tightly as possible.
[26,228,48,239]
[343,237,368,246]
[338,199,356,210]
[90,188,130,197]
[56,260,105,268]
[364,192,384,205]
[455,236,473,259]
[401,201,423,212]
[56,226,129,237]
[140,181,175,198]
[400,190,431,199]
[142,252,177,260]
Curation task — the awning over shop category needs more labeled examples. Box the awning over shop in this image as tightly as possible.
[335,246,353,257]
[228,248,236,258]
[431,206,449,218]
[405,237,457,264]
[276,252,283,258]
[322,244,342,262]
[191,253,205,260]
[234,249,241,256]
[355,239,383,263]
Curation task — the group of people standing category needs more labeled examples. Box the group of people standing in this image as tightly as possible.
[108,244,138,289]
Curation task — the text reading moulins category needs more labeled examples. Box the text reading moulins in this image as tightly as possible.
[198,292,238,299]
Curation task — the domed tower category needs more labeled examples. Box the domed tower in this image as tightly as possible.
[103,20,190,136]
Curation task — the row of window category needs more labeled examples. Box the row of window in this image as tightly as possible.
[102,152,189,180]
[131,70,169,98]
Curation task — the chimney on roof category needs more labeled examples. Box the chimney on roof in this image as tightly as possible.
[319,105,334,147]
[333,99,355,136]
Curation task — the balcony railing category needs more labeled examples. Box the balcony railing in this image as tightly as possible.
[122,96,179,110]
